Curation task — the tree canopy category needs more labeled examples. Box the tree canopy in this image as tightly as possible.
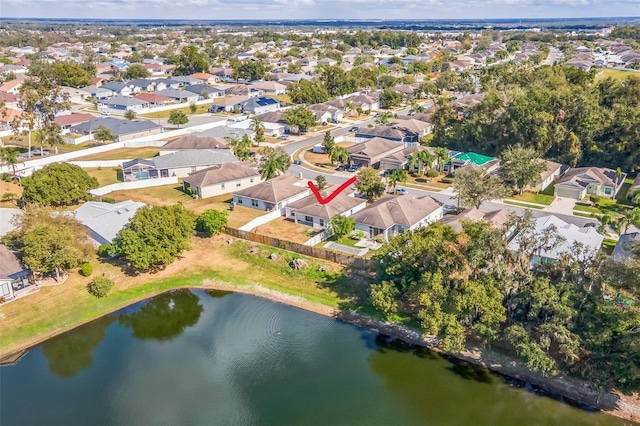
[258,146,291,180]
[168,110,189,128]
[22,163,99,206]
[286,79,331,104]
[123,64,151,80]
[453,169,509,209]
[499,145,548,194]
[355,167,386,202]
[283,106,317,133]
[114,204,195,272]
[173,46,209,76]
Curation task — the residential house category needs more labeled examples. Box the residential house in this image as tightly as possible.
[155,88,200,104]
[444,151,499,175]
[508,215,604,265]
[347,137,405,168]
[74,200,146,246]
[122,149,238,180]
[211,67,235,82]
[183,84,224,99]
[442,208,512,233]
[209,96,250,113]
[196,125,254,140]
[611,232,640,263]
[0,80,22,95]
[379,145,435,171]
[285,189,367,229]
[98,95,149,114]
[79,85,114,100]
[159,135,229,154]
[127,79,156,92]
[254,111,290,135]
[232,173,310,211]
[238,97,280,115]
[154,78,183,90]
[70,117,162,142]
[229,118,284,138]
[310,104,344,124]
[183,162,261,199]
[0,245,36,303]
[532,161,564,192]
[190,72,218,85]
[250,81,287,95]
[134,92,174,106]
[355,125,422,145]
[54,113,98,132]
[101,81,135,96]
[627,174,640,202]
[554,167,626,200]
[350,194,444,241]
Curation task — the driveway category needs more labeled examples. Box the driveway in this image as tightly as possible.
[544,197,578,215]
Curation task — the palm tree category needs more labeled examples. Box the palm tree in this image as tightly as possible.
[595,213,613,235]
[618,207,640,235]
[375,111,393,125]
[259,147,291,180]
[344,101,355,115]
[433,147,451,174]
[1,147,18,174]
[225,135,252,161]
[409,150,435,175]
[388,169,408,193]
[329,145,349,165]
[250,118,265,144]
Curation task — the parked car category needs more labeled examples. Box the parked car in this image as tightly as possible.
[278,135,289,140]
[395,188,408,195]
[443,204,458,214]
[336,164,347,171]
[350,126,359,132]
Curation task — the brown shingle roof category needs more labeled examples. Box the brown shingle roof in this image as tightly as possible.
[347,137,403,159]
[557,167,618,189]
[162,135,229,151]
[54,113,97,127]
[287,189,365,219]
[351,194,442,229]
[0,245,24,280]
[183,162,260,188]
[134,92,173,103]
[233,173,309,203]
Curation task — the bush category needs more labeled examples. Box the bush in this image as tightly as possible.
[101,197,116,204]
[97,244,113,257]
[425,169,440,178]
[195,209,228,236]
[80,262,93,277]
[590,195,603,203]
[1,173,11,182]
[441,177,454,184]
[87,276,114,298]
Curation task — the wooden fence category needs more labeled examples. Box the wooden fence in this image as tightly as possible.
[224,227,375,271]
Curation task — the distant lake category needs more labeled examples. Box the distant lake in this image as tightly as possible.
[0,289,629,425]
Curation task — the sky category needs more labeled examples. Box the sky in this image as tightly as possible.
[2,0,640,20]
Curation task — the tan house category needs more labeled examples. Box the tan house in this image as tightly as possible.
[351,194,443,241]
[554,167,626,200]
[232,173,310,211]
[183,162,261,199]
[379,145,435,171]
[0,244,36,303]
[190,72,218,84]
[284,189,367,229]
[347,137,404,168]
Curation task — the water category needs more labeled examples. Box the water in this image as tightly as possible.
[0,289,631,426]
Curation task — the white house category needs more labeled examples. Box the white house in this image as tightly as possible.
[284,189,367,229]
[183,162,261,199]
[75,200,146,246]
[232,173,310,211]
[350,194,443,241]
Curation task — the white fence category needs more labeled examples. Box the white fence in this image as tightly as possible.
[89,176,178,196]
[63,135,93,145]
[238,208,283,232]
[336,136,368,144]
[0,120,227,176]
[69,160,126,168]
[303,230,332,246]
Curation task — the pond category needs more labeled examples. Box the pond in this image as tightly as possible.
[0,289,630,425]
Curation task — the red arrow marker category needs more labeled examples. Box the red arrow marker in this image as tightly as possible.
[308,176,357,205]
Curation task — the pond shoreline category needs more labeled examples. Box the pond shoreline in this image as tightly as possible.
[1,279,639,424]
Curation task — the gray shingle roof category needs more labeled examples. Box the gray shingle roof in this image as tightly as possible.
[351,194,442,229]
[183,162,260,188]
[152,149,238,169]
[74,200,146,246]
[234,173,309,203]
[71,117,161,136]
[287,189,365,220]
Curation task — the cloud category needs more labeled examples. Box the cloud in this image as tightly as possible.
[2,0,639,19]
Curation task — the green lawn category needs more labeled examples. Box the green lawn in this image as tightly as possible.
[323,235,362,248]
[602,238,617,256]
[84,168,123,186]
[597,68,640,82]
[574,204,600,214]
[75,147,159,161]
[139,104,210,119]
[510,191,555,206]
[503,200,544,209]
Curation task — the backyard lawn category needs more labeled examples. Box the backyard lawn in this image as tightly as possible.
[252,217,320,244]
[105,183,263,227]
[597,68,640,82]
[602,238,617,255]
[510,191,555,206]
[321,234,361,248]
[139,104,210,119]
[0,180,22,207]
[75,147,159,161]
[85,168,123,187]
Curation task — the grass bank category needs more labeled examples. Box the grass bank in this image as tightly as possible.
[0,236,370,357]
